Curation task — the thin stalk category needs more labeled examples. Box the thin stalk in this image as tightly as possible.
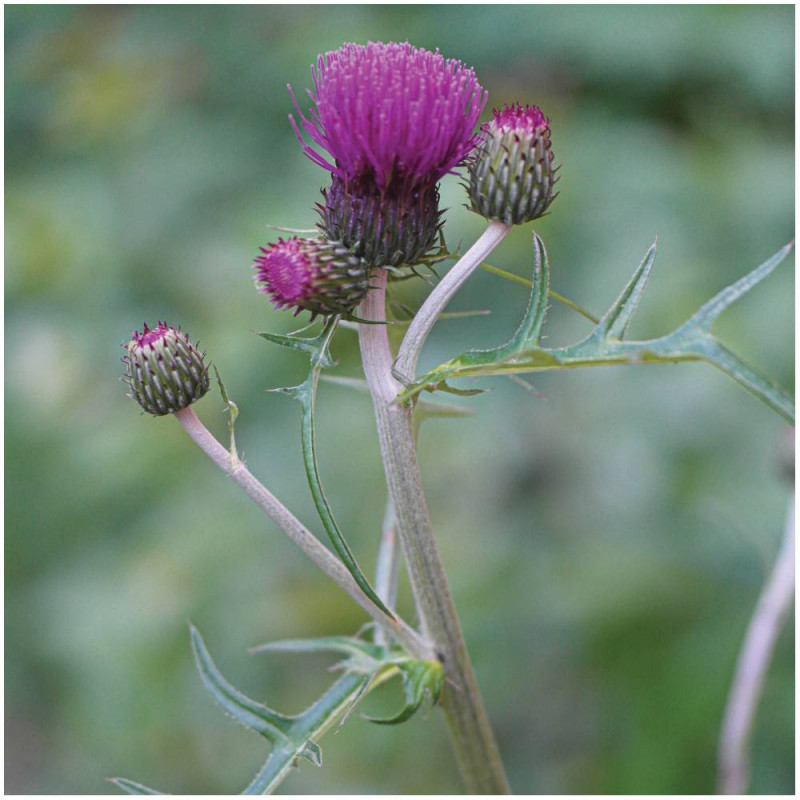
[479,261,600,324]
[717,492,795,794]
[374,500,400,647]
[173,406,432,662]
[359,271,510,794]
[375,500,401,609]
[395,220,511,381]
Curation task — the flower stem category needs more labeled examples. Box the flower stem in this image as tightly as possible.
[359,271,510,794]
[394,220,511,382]
[173,406,432,662]
[375,500,400,608]
[717,492,795,794]
[374,500,399,647]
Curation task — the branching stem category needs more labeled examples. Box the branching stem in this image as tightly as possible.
[717,492,795,794]
[173,406,432,661]
[395,220,511,381]
[359,271,510,794]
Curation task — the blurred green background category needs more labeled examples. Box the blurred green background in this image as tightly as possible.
[5,5,794,794]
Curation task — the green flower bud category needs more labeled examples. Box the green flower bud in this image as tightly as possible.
[123,322,210,416]
[469,104,557,225]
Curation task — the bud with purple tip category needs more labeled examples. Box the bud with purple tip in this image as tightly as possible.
[253,236,371,318]
[290,41,486,267]
[469,104,557,225]
[123,322,210,416]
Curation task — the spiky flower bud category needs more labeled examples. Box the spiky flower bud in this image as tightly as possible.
[254,236,371,318]
[123,322,210,416]
[469,104,557,225]
[320,176,442,268]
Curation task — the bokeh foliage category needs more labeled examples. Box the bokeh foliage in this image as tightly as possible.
[5,5,794,794]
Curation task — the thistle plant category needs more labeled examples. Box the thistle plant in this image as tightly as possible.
[115,41,793,795]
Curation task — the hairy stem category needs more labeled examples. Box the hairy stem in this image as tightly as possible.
[359,271,510,794]
[717,492,795,794]
[173,406,432,661]
[395,220,511,381]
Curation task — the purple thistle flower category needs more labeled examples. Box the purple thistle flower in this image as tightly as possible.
[123,322,210,416]
[254,238,317,312]
[290,42,487,194]
[489,103,548,136]
[469,103,558,226]
[289,42,486,267]
[253,237,371,318]
[131,320,173,348]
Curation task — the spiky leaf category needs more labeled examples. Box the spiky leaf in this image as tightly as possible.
[259,319,393,619]
[399,237,794,424]
[364,659,445,726]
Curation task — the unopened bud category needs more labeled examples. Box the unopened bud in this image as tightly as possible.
[469,103,557,225]
[254,236,371,318]
[123,322,210,416]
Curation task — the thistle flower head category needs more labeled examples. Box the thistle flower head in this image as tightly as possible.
[123,322,210,416]
[469,103,557,226]
[290,41,487,194]
[254,236,371,318]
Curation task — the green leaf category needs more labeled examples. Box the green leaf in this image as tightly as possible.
[364,659,444,726]
[588,239,657,342]
[252,634,442,729]
[214,367,239,464]
[199,628,395,794]
[675,241,794,335]
[257,328,336,368]
[240,632,405,793]
[399,238,794,424]
[109,778,164,795]
[250,635,397,667]
[259,319,394,620]
[117,628,430,795]
[298,740,322,767]
[688,337,794,423]
[486,232,550,356]
[190,624,292,743]
[243,671,374,794]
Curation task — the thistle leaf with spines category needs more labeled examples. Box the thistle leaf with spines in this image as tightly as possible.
[399,236,794,424]
[258,318,394,619]
[214,367,240,466]
[114,627,412,795]
[363,658,445,726]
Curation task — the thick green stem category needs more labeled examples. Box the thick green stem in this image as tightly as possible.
[359,271,510,794]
